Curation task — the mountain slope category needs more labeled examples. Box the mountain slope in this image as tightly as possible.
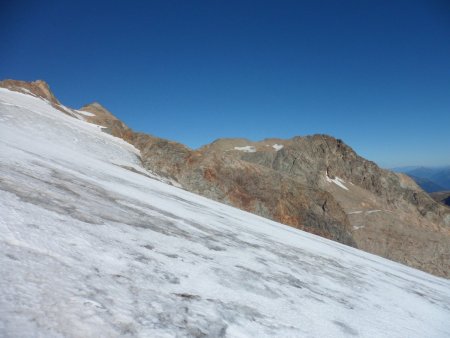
[2,83,450,337]
[2,79,450,279]
[79,101,450,278]
[407,175,446,193]
[395,166,450,192]
[193,138,450,277]
[81,103,356,246]
[431,170,450,190]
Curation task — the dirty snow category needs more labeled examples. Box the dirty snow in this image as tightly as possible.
[1,88,450,337]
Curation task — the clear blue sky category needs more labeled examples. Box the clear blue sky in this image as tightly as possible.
[1,0,449,167]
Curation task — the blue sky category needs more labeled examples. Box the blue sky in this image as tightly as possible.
[1,0,449,167]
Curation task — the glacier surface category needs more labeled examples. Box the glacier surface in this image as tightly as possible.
[1,88,450,337]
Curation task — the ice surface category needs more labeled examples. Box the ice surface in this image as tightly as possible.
[1,88,450,337]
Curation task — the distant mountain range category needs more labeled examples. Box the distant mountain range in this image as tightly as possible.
[430,191,450,207]
[393,166,450,193]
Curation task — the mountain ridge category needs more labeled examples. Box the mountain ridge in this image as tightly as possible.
[2,79,450,278]
[2,84,450,336]
[394,166,450,192]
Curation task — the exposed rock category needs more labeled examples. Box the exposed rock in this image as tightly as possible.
[122,135,356,246]
[80,102,134,141]
[0,79,78,117]
[132,132,192,181]
[125,131,450,277]
[124,124,450,278]
[3,79,450,278]
[223,135,450,277]
[0,79,60,104]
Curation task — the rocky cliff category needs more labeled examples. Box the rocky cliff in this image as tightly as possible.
[2,79,449,278]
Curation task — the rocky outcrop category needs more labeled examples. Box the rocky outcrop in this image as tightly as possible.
[127,134,357,246]
[216,136,450,277]
[3,79,450,278]
[0,79,77,118]
[0,79,60,105]
[80,102,135,142]
[128,127,450,278]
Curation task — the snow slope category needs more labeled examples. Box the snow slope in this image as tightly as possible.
[1,88,450,337]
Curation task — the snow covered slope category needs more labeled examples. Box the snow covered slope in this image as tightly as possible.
[1,88,450,338]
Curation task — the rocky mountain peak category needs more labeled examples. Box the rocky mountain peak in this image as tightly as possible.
[80,102,118,120]
[79,101,134,141]
[0,79,60,105]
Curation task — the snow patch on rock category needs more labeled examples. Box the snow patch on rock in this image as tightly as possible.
[234,145,256,153]
[325,174,349,190]
[75,109,95,117]
[272,144,284,151]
